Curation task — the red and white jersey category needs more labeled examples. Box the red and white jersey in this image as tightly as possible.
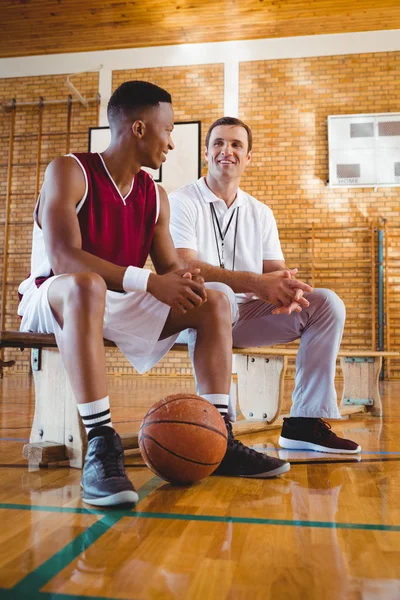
[18,152,159,315]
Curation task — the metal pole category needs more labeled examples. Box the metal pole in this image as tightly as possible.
[377,228,384,350]
[35,97,44,199]
[66,95,72,154]
[384,220,391,380]
[0,101,16,338]
[371,222,376,350]
[311,221,315,287]
[1,96,100,110]
[377,226,384,378]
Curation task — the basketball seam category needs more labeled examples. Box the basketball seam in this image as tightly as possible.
[140,442,166,480]
[140,433,223,466]
[146,395,209,416]
[140,419,227,439]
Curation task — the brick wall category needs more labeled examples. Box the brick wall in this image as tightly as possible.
[0,72,99,372]
[113,64,224,152]
[239,52,400,377]
[105,64,225,375]
[0,54,399,378]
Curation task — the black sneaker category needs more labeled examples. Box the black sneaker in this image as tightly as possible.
[81,426,139,506]
[279,418,361,454]
[213,419,290,478]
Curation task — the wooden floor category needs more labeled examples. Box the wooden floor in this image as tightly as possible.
[0,374,400,600]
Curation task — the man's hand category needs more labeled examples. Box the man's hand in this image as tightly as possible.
[184,268,205,288]
[147,268,207,314]
[254,269,313,315]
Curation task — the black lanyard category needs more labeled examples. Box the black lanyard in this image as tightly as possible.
[210,202,240,270]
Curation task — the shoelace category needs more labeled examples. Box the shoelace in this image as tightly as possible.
[314,419,334,439]
[101,450,125,478]
[225,421,266,460]
[92,435,125,478]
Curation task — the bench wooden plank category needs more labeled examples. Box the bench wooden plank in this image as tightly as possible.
[1,330,398,357]
[0,331,300,355]
[22,441,67,465]
[2,330,398,469]
[0,331,58,348]
[337,350,399,358]
[0,331,114,349]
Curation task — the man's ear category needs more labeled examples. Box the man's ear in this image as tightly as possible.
[246,151,252,165]
[132,120,145,138]
[204,146,209,163]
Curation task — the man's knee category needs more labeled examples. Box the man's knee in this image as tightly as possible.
[205,282,238,323]
[311,288,346,323]
[203,288,233,324]
[48,272,107,329]
[65,272,107,309]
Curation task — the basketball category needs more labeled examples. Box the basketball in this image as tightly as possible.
[138,394,228,484]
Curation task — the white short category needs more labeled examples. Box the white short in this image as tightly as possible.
[19,276,179,374]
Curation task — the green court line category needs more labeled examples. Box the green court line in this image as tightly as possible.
[0,477,162,517]
[1,476,160,600]
[37,593,135,600]
[288,457,400,465]
[0,503,107,516]
[0,589,134,600]
[10,513,122,599]
[1,502,399,532]
[132,511,400,532]
[1,473,399,600]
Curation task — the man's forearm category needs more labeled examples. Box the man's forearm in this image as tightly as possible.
[262,260,288,274]
[183,258,259,294]
[51,245,126,290]
[155,260,185,275]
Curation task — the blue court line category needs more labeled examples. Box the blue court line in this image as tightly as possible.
[1,441,399,454]
[254,447,400,455]
[0,502,399,532]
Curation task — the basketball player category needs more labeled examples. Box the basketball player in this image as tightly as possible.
[169,116,361,455]
[18,85,311,507]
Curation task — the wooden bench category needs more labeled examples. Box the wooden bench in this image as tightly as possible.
[0,331,398,469]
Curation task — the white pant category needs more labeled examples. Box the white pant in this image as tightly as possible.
[178,282,345,419]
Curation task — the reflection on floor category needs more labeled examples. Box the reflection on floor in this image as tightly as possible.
[0,374,399,599]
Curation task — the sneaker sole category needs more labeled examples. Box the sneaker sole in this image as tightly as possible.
[82,490,139,507]
[278,436,361,454]
[239,461,291,478]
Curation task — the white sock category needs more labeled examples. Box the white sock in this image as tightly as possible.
[77,396,113,433]
[201,394,229,418]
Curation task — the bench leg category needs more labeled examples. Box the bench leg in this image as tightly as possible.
[0,357,16,378]
[23,348,87,468]
[339,356,383,417]
[235,354,287,426]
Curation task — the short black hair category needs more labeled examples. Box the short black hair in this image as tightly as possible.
[205,117,252,152]
[107,80,172,125]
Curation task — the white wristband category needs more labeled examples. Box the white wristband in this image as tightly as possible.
[122,266,152,292]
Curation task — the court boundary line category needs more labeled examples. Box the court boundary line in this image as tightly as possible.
[2,438,400,456]
[252,447,400,455]
[0,476,160,600]
[0,586,134,599]
[0,502,399,532]
[1,474,400,600]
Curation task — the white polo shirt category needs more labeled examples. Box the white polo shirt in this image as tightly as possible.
[169,177,284,302]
